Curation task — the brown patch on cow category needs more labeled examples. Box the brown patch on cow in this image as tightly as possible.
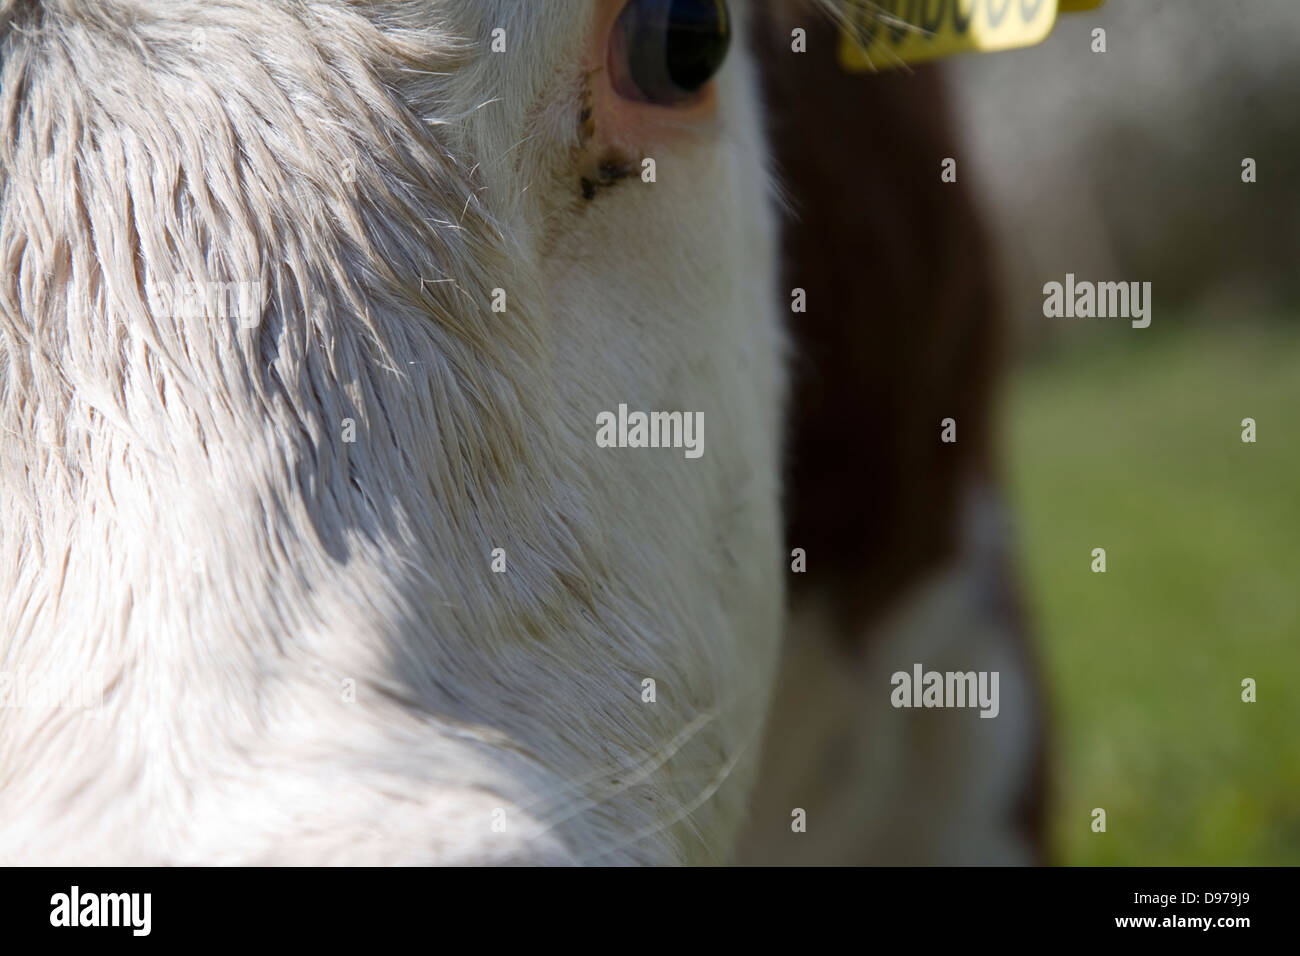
[752,14,1005,638]
[751,8,1049,859]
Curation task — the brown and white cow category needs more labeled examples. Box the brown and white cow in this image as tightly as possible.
[0,0,1041,864]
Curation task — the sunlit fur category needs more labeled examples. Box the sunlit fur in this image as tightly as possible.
[0,0,784,863]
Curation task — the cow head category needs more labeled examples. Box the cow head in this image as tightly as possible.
[0,0,784,863]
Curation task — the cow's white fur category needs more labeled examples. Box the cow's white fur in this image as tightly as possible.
[738,486,1039,864]
[0,0,785,863]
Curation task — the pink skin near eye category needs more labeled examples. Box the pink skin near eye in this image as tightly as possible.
[585,0,720,154]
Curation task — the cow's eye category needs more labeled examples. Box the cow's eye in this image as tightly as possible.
[610,0,731,107]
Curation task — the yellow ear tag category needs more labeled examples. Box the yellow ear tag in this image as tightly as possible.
[838,0,1105,72]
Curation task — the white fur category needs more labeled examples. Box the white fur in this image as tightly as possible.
[736,486,1040,865]
[0,0,785,864]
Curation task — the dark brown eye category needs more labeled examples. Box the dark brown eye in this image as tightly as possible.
[610,0,731,107]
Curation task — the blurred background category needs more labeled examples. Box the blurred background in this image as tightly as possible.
[944,0,1300,864]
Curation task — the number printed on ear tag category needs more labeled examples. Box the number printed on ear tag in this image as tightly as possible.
[838,0,1104,72]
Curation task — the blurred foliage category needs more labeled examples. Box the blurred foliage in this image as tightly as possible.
[948,0,1300,331]
[1006,321,1300,864]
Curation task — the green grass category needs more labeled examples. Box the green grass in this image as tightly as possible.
[1006,322,1300,865]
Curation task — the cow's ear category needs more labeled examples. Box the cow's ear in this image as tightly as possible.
[752,13,1003,639]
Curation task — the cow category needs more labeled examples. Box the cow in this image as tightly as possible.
[738,8,1045,864]
[0,0,1041,864]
